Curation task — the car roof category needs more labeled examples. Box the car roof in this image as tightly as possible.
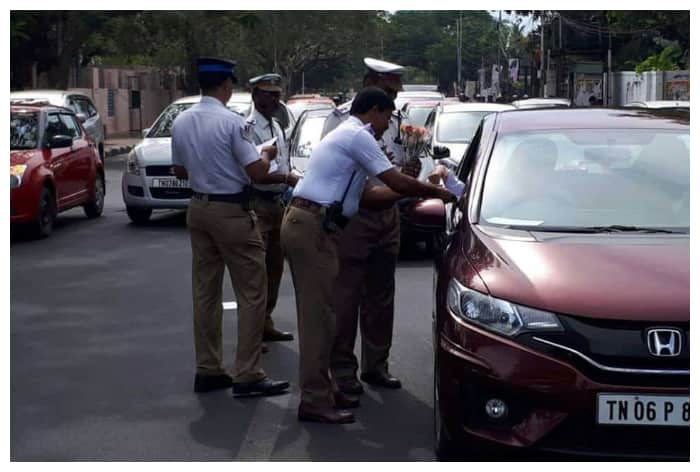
[496,108,689,134]
[397,91,444,97]
[173,93,252,106]
[10,89,91,104]
[439,102,514,112]
[512,97,571,108]
[405,100,443,108]
[624,100,690,109]
[11,103,72,113]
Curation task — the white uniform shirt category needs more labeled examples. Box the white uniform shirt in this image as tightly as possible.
[293,116,394,218]
[322,105,407,168]
[171,96,259,194]
[248,108,289,193]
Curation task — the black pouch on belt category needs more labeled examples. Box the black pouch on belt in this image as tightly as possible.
[322,171,355,233]
[241,185,253,212]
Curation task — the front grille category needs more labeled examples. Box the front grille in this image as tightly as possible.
[538,413,689,459]
[145,165,176,176]
[519,315,689,388]
[149,188,192,199]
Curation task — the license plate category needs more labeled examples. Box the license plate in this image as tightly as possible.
[152,178,189,188]
[597,394,689,426]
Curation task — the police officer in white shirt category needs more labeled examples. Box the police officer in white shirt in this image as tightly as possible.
[171,57,294,397]
[281,86,455,424]
[247,73,297,345]
[323,58,418,396]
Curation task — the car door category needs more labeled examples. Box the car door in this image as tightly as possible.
[59,112,93,201]
[45,112,74,205]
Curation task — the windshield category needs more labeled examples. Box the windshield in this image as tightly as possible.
[10,112,40,149]
[480,129,690,231]
[147,102,250,138]
[436,111,489,142]
[292,116,327,158]
[405,106,433,126]
[288,102,333,120]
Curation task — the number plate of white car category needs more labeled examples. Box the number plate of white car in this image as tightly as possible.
[597,394,689,426]
[152,178,189,188]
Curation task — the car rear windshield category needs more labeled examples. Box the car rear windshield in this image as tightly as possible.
[10,112,39,149]
[292,115,327,158]
[405,106,433,126]
[480,129,690,231]
[436,111,490,142]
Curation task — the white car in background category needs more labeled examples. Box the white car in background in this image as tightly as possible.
[424,102,514,168]
[10,89,106,162]
[121,94,295,223]
[624,100,690,111]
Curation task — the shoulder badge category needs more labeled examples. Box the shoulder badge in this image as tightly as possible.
[241,122,254,143]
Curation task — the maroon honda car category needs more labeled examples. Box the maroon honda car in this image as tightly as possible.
[417,108,689,459]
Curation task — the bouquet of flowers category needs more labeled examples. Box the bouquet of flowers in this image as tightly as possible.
[400,124,430,163]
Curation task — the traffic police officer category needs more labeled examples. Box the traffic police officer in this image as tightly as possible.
[171,57,292,397]
[247,73,297,344]
[282,86,455,424]
[323,58,414,395]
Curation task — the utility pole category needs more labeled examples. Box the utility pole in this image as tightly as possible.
[540,12,545,97]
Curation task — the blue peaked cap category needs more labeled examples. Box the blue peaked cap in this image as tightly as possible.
[197,57,238,83]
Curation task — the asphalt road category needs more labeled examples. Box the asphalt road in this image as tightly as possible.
[10,155,439,460]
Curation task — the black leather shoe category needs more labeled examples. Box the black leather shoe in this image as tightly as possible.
[298,403,355,424]
[232,377,290,397]
[263,328,294,342]
[333,391,360,409]
[336,377,364,395]
[194,373,234,393]
[360,371,402,389]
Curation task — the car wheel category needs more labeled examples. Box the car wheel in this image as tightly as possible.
[84,174,105,218]
[434,352,456,460]
[126,206,152,224]
[32,187,56,239]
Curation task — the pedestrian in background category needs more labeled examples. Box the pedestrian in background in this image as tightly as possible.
[322,58,415,397]
[171,57,292,397]
[282,86,456,424]
[247,73,297,347]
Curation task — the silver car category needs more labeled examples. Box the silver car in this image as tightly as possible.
[10,90,106,162]
[121,94,295,224]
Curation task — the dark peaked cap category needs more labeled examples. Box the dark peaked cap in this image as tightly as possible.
[197,57,238,83]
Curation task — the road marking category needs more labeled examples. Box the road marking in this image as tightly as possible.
[235,393,294,459]
[223,301,238,310]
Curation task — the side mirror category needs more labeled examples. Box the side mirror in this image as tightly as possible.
[75,113,87,123]
[403,198,446,232]
[142,128,151,138]
[48,135,73,149]
[433,146,450,159]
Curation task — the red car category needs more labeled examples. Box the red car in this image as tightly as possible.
[415,108,689,459]
[10,102,105,238]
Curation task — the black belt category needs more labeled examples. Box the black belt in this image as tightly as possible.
[192,191,246,203]
[251,188,285,201]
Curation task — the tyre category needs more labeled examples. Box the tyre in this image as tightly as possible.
[83,174,105,218]
[126,206,152,224]
[31,187,56,239]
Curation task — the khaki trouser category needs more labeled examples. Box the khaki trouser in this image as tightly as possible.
[330,205,400,381]
[187,197,267,384]
[252,197,285,332]
[281,205,340,408]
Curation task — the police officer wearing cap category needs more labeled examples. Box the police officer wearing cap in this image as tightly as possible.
[322,58,415,396]
[247,73,297,345]
[171,57,294,397]
[282,86,455,424]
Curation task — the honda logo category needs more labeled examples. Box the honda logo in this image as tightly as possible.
[647,329,682,357]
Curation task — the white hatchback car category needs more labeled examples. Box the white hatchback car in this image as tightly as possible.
[121,93,295,223]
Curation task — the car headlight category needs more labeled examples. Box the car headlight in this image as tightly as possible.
[10,164,27,188]
[447,278,563,337]
[126,150,140,175]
